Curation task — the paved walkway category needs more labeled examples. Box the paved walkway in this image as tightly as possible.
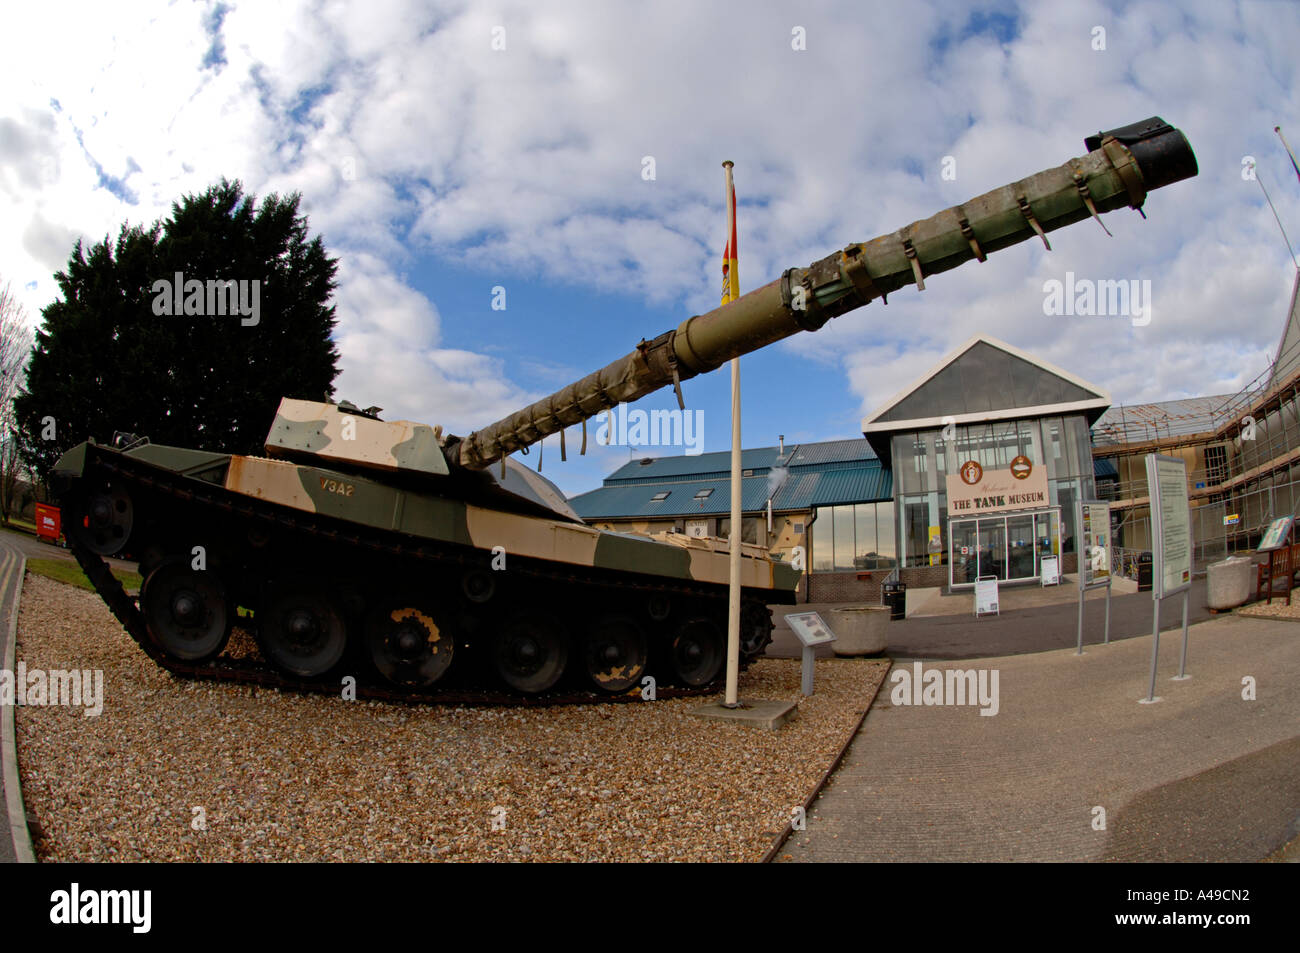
[778,612,1300,862]
[767,577,1213,660]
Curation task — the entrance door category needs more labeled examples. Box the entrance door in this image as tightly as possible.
[950,520,978,586]
[977,518,1006,581]
[1035,510,1060,571]
[1006,514,1035,580]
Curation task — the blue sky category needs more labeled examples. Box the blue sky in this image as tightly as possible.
[1,0,1298,496]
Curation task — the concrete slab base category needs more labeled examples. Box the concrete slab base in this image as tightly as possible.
[691,698,797,730]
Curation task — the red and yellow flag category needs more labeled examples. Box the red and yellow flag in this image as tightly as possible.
[721,163,739,305]
[1277,126,1300,185]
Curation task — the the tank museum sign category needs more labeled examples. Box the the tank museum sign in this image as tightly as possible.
[946,457,1049,516]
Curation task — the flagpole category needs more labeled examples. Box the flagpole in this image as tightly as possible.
[1276,126,1300,185]
[723,160,742,708]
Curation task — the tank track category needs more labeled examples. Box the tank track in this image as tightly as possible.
[64,450,781,707]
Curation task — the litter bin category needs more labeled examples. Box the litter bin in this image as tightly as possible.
[1206,555,1252,610]
[1137,551,1153,592]
[882,581,906,620]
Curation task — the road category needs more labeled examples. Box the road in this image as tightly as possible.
[0,532,29,863]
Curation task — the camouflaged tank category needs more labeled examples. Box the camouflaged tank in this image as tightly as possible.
[52,116,1197,700]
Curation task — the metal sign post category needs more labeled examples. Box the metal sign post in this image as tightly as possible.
[1141,454,1192,703]
[785,612,836,696]
[1075,500,1113,655]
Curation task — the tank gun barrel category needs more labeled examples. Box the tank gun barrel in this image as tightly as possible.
[457,116,1196,470]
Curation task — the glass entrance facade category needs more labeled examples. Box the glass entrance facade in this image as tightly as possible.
[889,415,1096,571]
[949,508,1061,587]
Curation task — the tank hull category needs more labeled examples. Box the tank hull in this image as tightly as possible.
[54,441,794,702]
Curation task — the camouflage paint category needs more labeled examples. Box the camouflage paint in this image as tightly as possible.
[266,398,449,477]
[223,454,791,591]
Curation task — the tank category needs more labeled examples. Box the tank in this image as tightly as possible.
[51,116,1197,701]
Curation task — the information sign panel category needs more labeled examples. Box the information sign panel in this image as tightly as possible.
[1145,455,1191,598]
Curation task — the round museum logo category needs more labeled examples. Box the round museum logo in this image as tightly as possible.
[1010,455,1033,480]
[959,460,983,485]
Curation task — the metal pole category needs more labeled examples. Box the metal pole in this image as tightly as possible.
[723,161,742,708]
[1174,587,1191,680]
[801,644,815,696]
[1076,581,1085,655]
[1103,579,1111,645]
[1144,595,1161,703]
[1076,499,1085,655]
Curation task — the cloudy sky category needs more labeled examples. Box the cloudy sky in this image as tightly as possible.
[2,0,1298,495]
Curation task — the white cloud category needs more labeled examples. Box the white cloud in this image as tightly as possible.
[1,0,1298,501]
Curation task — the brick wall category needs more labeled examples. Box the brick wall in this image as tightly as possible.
[900,564,949,589]
[806,571,884,604]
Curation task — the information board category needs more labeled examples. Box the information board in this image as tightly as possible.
[974,575,999,617]
[785,611,836,647]
[1257,516,1294,553]
[1078,500,1112,587]
[1040,554,1060,586]
[1145,454,1191,598]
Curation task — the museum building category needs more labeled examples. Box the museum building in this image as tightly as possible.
[569,334,1109,603]
[861,334,1107,594]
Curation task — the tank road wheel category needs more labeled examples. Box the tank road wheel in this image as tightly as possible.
[740,601,775,662]
[72,484,134,555]
[583,614,648,693]
[366,603,454,689]
[461,570,495,604]
[646,593,672,623]
[258,586,348,678]
[493,613,567,694]
[669,617,725,687]
[141,563,232,662]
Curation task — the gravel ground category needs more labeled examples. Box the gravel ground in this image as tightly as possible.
[15,573,887,862]
[1238,599,1300,621]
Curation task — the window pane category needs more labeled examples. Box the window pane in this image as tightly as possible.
[812,507,833,571]
[904,500,928,567]
[875,501,896,563]
[1056,484,1077,552]
[833,506,855,571]
[853,504,874,567]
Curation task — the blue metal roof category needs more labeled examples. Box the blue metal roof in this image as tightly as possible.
[1093,458,1118,479]
[605,447,792,483]
[771,466,892,511]
[783,439,878,467]
[569,476,780,519]
[569,438,892,521]
[602,439,878,484]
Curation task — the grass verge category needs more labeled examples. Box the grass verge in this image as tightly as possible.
[27,557,142,594]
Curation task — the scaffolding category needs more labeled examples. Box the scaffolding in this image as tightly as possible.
[1094,272,1300,573]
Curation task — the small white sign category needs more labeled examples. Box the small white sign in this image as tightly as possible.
[1040,554,1061,586]
[786,611,837,647]
[975,576,1000,617]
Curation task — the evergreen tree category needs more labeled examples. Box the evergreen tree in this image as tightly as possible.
[15,180,340,480]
